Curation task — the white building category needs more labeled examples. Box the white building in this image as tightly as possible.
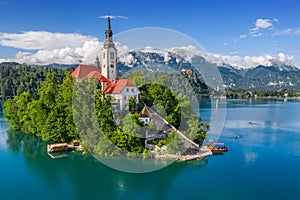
[104,79,140,110]
[139,106,151,124]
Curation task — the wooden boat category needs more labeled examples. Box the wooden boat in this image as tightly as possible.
[211,142,228,154]
[47,143,74,153]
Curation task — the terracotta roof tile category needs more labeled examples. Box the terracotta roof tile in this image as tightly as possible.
[104,79,137,94]
[71,64,101,78]
[86,71,111,84]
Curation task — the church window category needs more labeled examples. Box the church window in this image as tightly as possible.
[126,88,129,93]
[110,64,114,68]
[103,52,106,59]
[110,52,114,59]
[103,64,105,68]
[131,88,134,92]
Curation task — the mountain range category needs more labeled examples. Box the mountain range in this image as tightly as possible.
[2,49,300,90]
[117,50,300,90]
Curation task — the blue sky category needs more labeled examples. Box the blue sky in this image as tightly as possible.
[0,0,300,67]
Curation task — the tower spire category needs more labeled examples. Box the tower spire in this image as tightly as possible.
[107,14,111,30]
[105,14,113,42]
[101,13,117,82]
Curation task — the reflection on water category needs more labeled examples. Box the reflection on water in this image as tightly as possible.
[0,108,9,150]
[2,130,208,200]
[244,151,258,165]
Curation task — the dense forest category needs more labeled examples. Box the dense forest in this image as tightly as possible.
[0,62,72,100]
[4,72,78,142]
[3,67,209,156]
[226,88,300,99]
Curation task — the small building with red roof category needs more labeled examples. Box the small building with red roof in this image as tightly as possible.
[139,106,151,124]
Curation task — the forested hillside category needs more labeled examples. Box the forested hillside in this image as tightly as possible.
[0,62,72,100]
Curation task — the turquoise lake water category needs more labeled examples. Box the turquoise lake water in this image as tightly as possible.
[0,99,300,200]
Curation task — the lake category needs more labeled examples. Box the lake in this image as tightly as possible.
[1,99,300,200]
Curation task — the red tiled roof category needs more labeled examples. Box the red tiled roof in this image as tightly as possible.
[71,64,101,78]
[86,71,111,84]
[104,79,136,94]
[104,82,116,94]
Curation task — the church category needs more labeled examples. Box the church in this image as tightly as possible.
[71,16,140,110]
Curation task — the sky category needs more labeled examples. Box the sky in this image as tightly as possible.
[0,0,300,68]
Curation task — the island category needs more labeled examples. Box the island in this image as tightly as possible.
[2,16,211,160]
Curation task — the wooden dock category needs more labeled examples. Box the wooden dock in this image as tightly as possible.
[179,145,213,161]
[47,140,84,158]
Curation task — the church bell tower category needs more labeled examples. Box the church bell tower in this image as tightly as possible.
[102,15,118,82]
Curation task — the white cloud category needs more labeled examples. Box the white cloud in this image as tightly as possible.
[251,32,262,37]
[273,27,300,37]
[0,31,297,69]
[256,19,272,29]
[246,18,279,38]
[244,55,273,66]
[252,18,276,30]
[240,34,247,39]
[0,31,104,64]
[277,53,295,63]
[0,41,103,65]
[273,28,293,36]
[201,52,296,69]
[0,31,98,50]
[243,53,295,68]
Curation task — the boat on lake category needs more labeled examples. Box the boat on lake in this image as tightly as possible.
[211,142,228,154]
[47,143,74,153]
[47,140,83,154]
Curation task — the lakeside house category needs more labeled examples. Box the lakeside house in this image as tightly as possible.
[71,15,139,110]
